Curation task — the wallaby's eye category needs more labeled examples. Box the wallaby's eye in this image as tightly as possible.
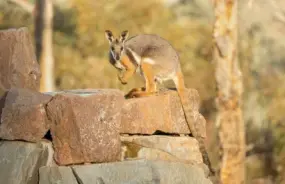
[120,47,124,51]
[111,47,115,51]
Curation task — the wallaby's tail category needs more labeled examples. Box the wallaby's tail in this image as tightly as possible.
[177,88,215,175]
[174,72,215,176]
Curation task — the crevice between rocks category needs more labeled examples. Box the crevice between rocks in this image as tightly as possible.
[70,167,84,184]
[43,95,55,141]
[120,132,192,137]
[122,141,185,162]
[70,167,106,184]
[44,130,52,141]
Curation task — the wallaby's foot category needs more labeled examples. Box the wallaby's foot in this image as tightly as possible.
[126,91,157,98]
[125,87,146,98]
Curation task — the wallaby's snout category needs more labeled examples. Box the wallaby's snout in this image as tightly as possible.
[112,44,123,61]
[105,30,129,62]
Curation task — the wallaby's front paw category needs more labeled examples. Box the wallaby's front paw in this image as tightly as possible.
[120,78,127,85]
[118,74,127,85]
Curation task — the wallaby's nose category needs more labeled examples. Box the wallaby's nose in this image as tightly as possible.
[115,55,120,60]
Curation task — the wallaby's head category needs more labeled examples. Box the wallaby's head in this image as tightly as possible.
[105,30,129,62]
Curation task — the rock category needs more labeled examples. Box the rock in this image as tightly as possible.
[69,160,212,184]
[120,135,203,165]
[0,140,55,184]
[0,27,41,91]
[0,89,8,122]
[0,88,52,142]
[120,88,201,134]
[46,89,125,165]
[39,166,78,184]
[39,160,213,184]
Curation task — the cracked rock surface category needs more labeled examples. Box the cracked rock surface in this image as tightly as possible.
[121,135,203,165]
[120,89,205,135]
[0,140,54,184]
[40,160,213,184]
[46,89,125,165]
[0,88,52,142]
[0,28,41,91]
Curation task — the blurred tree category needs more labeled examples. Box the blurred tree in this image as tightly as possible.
[35,0,55,92]
[212,0,245,183]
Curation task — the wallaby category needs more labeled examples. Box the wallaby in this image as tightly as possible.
[105,30,215,176]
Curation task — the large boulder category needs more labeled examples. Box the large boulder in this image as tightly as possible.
[120,89,202,135]
[46,89,125,166]
[0,140,55,184]
[0,27,41,91]
[0,88,52,142]
[39,160,212,184]
[121,135,203,165]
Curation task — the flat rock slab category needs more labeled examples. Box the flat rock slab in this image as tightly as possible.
[0,140,55,184]
[46,89,125,165]
[39,160,212,184]
[39,167,78,184]
[121,135,203,165]
[72,160,212,184]
[0,27,41,90]
[0,88,52,142]
[120,89,201,134]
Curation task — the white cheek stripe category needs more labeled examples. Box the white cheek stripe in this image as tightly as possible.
[111,51,115,59]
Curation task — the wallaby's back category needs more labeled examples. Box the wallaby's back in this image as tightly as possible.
[125,34,181,79]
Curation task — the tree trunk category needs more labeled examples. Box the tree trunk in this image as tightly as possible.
[34,0,55,92]
[212,0,245,184]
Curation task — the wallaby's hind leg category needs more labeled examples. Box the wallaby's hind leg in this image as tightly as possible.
[141,62,156,93]
[126,61,157,98]
[127,91,156,98]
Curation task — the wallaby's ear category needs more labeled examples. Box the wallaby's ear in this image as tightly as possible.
[105,30,114,43]
[119,30,129,43]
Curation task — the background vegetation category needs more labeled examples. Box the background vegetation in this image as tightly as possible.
[1,0,285,183]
